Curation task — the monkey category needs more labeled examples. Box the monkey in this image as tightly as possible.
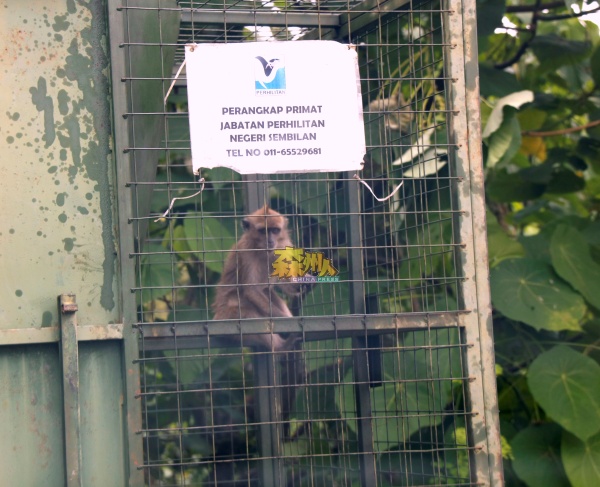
[212,205,303,351]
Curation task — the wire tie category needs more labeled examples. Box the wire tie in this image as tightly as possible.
[353,173,403,202]
[154,175,205,221]
[164,58,187,106]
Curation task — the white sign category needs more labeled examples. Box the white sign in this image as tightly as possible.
[185,41,366,174]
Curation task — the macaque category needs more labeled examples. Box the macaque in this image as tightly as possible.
[212,205,302,350]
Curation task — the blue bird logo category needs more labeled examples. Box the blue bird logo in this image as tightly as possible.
[255,56,284,89]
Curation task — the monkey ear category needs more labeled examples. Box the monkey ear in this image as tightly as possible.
[242,218,250,231]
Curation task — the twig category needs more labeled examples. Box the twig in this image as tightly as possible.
[522,119,600,137]
[506,1,565,13]
[539,5,600,21]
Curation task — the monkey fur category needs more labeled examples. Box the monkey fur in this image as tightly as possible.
[212,205,302,350]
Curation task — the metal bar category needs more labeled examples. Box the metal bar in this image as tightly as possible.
[443,1,503,485]
[345,174,377,487]
[243,177,281,486]
[181,10,340,28]
[0,325,124,346]
[136,312,468,340]
[254,356,281,484]
[106,1,145,484]
[0,325,123,345]
[460,0,504,483]
[300,0,413,40]
[59,294,82,487]
[0,327,59,345]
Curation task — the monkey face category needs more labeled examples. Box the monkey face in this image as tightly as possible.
[241,207,289,251]
[265,227,281,249]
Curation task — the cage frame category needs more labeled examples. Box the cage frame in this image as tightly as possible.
[107,0,503,485]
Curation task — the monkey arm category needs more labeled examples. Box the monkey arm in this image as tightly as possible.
[241,285,293,318]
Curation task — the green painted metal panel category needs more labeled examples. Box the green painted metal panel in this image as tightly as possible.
[0,0,120,329]
[0,2,137,485]
[80,341,127,486]
[0,345,65,486]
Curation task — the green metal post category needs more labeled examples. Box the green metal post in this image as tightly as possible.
[243,175,282,485]
[345,173,377,487]
[59,294,82,487]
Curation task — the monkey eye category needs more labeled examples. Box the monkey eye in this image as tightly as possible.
[269,228,281,235]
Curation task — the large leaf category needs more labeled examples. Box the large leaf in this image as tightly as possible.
[528,346,600,441]
[511,424,570,487]
[487,168,546,202]
[485,114,522,168]
[478,64,522,98]
[590,45,600,87]
[490,259,585,331]
[531,35,592,73]
[183,215,237,274]
[562,432,600,487]
[482,90,533,138]
[476,0,505,38]
[550,224,600,310]
[487,211,525,267]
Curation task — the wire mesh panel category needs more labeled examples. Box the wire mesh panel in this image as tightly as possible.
[108,0,502,485]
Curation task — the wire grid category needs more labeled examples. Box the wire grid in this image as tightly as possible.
[115,0,483,485]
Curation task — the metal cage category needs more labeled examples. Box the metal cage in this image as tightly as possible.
[108,0,502,485]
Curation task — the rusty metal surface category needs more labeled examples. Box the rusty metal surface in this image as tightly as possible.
[461,0,505,483]
[444,0,504,485]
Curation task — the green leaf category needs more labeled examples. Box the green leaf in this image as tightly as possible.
[550,224,600,310]
[546,170,586,194]
[577,138,600,172]
[338,331,458,450]
[518,108,548,132]
[490,259,585,331]
[485,115,522,168]
[531,35,592,73]
[487,211,525,267]
[511,424,570,487]
[487,169,546,203]
[140,243,176,303]
[183,215,237,274]
[476,0,505,38]
[482,90,533,138]
[590,45,600,87]
[562,431,600,487]
[478,64,522,98]
[528,346,600,441]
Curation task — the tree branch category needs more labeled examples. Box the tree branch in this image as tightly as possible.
[539,5,600,21]
[522,119,600,137]
[494,0,542,70]
[505,1,565,13]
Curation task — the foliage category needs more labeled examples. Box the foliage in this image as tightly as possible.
[478,1,600,485]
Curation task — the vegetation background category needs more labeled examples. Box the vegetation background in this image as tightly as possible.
[475,1,600,485]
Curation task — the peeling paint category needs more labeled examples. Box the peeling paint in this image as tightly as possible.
[52,15,70,32]
[56,192,67,206]
[63,237,76,252]
[29,77,55,148]
[61,2,116,310]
